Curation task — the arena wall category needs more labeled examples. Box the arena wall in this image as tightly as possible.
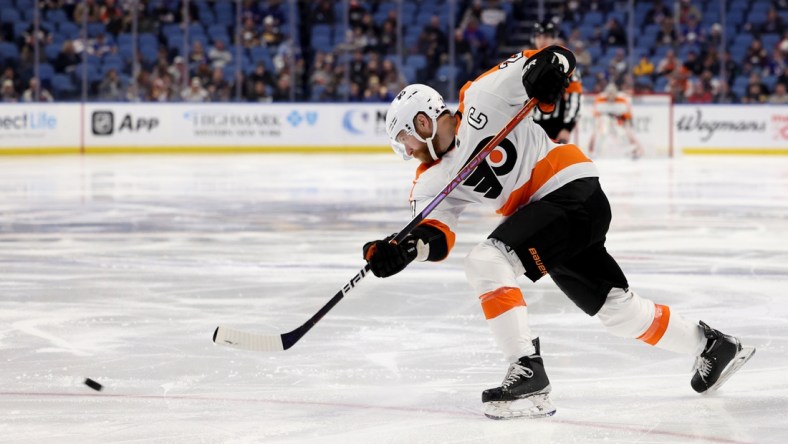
[1,103,786,155]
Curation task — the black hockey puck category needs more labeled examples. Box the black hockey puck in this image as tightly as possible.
[84,378,103,391]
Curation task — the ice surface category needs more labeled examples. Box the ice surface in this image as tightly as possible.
[1,154,787,443]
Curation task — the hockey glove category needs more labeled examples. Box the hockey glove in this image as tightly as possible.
[363,233,419,278]
[522,45,576,113]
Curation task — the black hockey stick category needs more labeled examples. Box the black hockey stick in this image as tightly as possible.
[213,98,538,352]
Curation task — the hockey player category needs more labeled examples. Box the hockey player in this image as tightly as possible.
[362,46,755,419]
[589,83,644,158]
[530,21,582,144]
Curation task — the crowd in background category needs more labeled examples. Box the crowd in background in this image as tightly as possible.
[0,0,786,104]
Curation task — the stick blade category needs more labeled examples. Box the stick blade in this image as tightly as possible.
[213,326,285,352]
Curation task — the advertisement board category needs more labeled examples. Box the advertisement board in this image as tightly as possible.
[673,105,788,154]
[0,103,81,153]
[1,103,785,155]
[81,103,392,152]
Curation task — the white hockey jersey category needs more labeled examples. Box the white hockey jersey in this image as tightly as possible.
[410,50,599,254]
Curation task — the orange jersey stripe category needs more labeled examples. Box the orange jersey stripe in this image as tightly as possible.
[637,304,671,345]
[479,287,526,319]
[566,79,583,94]
[496,144,592,216]
[419,218,456,253]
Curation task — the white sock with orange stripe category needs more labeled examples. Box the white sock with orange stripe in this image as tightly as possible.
[596,288,704,355]
[481,288,536,362]
[465,239,536,362]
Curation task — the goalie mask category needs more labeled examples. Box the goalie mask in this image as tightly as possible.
[385,84,448,161]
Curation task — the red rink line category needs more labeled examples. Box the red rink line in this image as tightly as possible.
[0,391,755,444]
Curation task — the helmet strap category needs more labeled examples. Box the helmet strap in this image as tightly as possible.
[426,137,439,161]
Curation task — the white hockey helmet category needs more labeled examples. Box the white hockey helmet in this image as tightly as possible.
[385,84,448,160]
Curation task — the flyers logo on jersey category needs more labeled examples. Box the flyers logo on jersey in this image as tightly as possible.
[463,136,517,199]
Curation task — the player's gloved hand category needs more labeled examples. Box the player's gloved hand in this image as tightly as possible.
[363,233,419,278]
[522,45,576,113]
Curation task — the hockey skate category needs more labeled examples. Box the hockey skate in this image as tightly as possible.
[482,338,556,420]
[691,321,756,394]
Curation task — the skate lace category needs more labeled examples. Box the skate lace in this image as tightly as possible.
[502,363,534,389]
[692,356,712,381]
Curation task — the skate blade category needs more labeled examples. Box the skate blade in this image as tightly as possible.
[483,394,556,420]
[705,346,756,394]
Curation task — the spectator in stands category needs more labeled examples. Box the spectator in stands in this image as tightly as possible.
[310,51,335,89]
[380,58,404,94]
[656,17,678,46]
[127,70,152,102]
[189,41,207,66]
[604,18,626,47]
[148,77,171,102]
[481,0,507,28]
[682,51,704,76]
[633,55,655,79]
[247,62,275,94]
[311,0,336,25]
[21,77,54,102]
[680,14,704,45]
[98,68,125,101]
[194,61,214,88]
[99,0,125,35]
[209,39,233,69]
[272,73,292,101]
[241,17,261,48]
[687,79,713,103]
[667,75,687,104]
[699,69,720,95]
[248,80,273,102]
[713,82,738,104]
[677,0,701,26]
[419,15,448,76]
[644,0,671,26]
[1,67,22,96]
[347,82,363,102]
[21,23,54,56]
[73,0,101,23]
[89,33,113,58]
[241,0,263,23]
[373,18,395,55]
[181,77,210,102]
[207,68,230,101]
[262,15,284,47]
[769,82,788,104]
[719,51,740,81]
[167,56,187,88]
[760,7,785,36]
[742,82,769,104]
[460,1,483,30]
[462,17,491,71]
[572,40,591,69]
[608,48,628,83]
[348,0,366,29]
[55,41,81,75]
[701,47,721,74]
[770,40,787,76]
[746,72,770,97]
[706,23,723,50]
[745,39,769,69]
[1,79,18,103]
